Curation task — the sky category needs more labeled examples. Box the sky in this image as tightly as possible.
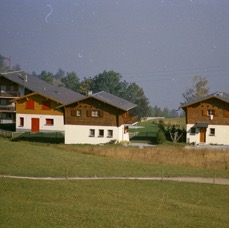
[0,0,228,110]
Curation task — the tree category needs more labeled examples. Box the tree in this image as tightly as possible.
[182,76,209,103]
[123,82,151,118]
[90,70,124,94]
[39,71,54,84]
[55,68,65,79]
[88,71,151,118]
[79,77,93,95]
[61,72,80,92]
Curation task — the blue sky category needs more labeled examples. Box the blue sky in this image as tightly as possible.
[0,0,228,109]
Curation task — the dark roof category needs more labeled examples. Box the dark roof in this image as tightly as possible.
[181,91,229,108]
[0,70,85,104]
[59,91,137,111]
[92,91,137,111]
[195,122,208,128]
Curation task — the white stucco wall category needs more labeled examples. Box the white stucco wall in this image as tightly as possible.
[16,114,64,132]
[65,125,129,144]
[186,124,229,145]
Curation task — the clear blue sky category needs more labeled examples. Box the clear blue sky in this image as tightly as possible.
[0,0,228,109]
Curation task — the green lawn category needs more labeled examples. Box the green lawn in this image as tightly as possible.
[1,137,229,178]
[1,179,229,227]
[1,137,229,227]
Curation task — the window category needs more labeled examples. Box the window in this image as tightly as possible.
[89,129,95,137]
[107,130,113,138]
[0,99,7,105]
[26,100,34,109]
[190,127,196,134]
[92,110,99,117]
[98,129,104,137]
[42,101,51,110]
[1,85,6,92]
[19,117,24,127]
[76,110,81,117]
[209,128,215,136]
[124,126,129,134]
[207,110,215,116]
[46,118,54,125]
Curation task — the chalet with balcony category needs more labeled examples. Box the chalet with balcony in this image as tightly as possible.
[181,92,229,145]
[13,91,84,132]
[0,70,84,125]
[60,91,138,144]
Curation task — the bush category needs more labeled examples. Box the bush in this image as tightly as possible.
[156,129,166,144]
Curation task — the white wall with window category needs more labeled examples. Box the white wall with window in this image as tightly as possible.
[65,125,130,144]
[16,114,64,132]
[186,124,229,145]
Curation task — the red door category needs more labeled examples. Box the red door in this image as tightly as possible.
[31,118,40,132]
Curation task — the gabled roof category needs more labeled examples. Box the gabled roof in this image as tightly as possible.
[12,92,62,105]
[59,91,137,111]
[0,70,85,104]
[181,91,229,109]
[92,91,137,111]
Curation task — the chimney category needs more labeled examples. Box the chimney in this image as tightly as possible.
[25,74,27,82]
[87,90,92,96]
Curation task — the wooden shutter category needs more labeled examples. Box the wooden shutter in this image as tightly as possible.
[86,110,91,117]
[26,100,34,109]
[99,110,103,117]
[42,101,51,110]
[46,119,54,125]
[214,110,219,117]
[224,110,229,117]
[202,109,208,116]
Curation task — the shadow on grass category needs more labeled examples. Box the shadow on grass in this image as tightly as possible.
[11,132,64,144]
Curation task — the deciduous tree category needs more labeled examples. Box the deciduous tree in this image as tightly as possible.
[182,76,209,103]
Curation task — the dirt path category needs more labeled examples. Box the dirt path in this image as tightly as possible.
[1,175,229,185]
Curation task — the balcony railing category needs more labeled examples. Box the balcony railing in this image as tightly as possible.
[0,104,16,112]
[0,91,20,98]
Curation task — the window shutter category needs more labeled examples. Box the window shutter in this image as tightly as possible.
[202,109,208,116]
[86,110,91,117]
[214,110,219,117]
[223,110,229,117]
[42,101,51,110]
[99,110,103,117]
[26,100,34,109]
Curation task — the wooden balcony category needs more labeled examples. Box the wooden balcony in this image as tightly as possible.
[0,104,15,112]
[0,91,20,98]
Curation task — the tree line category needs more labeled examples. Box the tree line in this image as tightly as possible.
[1,54,210,119]
[33,68,180,119]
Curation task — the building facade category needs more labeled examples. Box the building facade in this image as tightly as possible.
[61,91,138,144]
[181,92,229,145]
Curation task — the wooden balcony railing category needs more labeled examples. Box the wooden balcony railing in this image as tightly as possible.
[0,91,20,98]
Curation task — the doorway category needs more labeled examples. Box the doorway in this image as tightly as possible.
[199,127,206,143]
[31,118,40,132]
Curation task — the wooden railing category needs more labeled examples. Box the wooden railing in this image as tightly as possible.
[0,91,20,97]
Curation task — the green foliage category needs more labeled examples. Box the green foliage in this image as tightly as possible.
[79,77,93,95]
[182,75,209,103]
[156,129,166,144]
[61,72,80,92]
[39,70,54,84]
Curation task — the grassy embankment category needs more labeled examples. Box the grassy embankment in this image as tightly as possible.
[1,136,229,227]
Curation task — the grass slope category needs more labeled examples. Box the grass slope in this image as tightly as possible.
[1,179,229,227]
[1,138,229,178]
[1,137,229,227]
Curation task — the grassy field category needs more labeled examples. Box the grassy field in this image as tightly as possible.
[1,137,229,178]
[1,179,229,227]
[1,137,229,227]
